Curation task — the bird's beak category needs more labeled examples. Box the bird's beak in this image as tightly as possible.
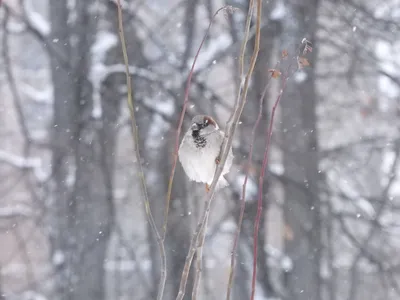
[191,123,199,131]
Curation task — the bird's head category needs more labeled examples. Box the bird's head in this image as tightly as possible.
[190,115,219,138]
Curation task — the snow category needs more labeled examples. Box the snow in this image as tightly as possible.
[24,0,50,36]
[90,31,119,119]
[381,149,396,178]
[105,260,136,271]
[89,34,158,119]
[95,64,158,83]
[374,0,399,18]
[220,220,237,232]
[21,83,53,104]
[52,250,65,266]
[0,150,48,182]
[146,168,160,186]
[233,173,258,201]
[381,149,400,196]
[280,256,293,271]
[294,70,308,83]
[205,258,216,269]
[6,18,26,33]
[270,1,286,21]
[0,204,33,218]
[146,115,168,149]
[114,189,127,200]
[252,282,270,300]
[21,291,48,300]
[141,259,152,271]
[353,197,376,219]
[144,94,174,149]
[328,171,377,217]
[265,244,293,271]
[65,165,76,187]
[91,31,118,64]
[186,33,232,70]
[143,95,174,116]
[376,41,400,99]
[269,163,284,175]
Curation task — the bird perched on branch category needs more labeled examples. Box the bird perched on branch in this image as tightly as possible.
[178,115,234,192]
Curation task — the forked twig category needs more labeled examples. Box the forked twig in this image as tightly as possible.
[163,5,232,241]
[225,61,279,299]
[176,1,263,299]
[250,83,285,300]
[115,2,167,299]
[192,0,259,297]
[250,45,305,299]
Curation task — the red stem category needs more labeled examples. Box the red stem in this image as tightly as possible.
[250,70,290,300]
[226,67,276,299]
[163,6,230,240]
[250,40,309,298]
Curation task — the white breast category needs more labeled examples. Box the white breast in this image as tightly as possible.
[178,130,233,186]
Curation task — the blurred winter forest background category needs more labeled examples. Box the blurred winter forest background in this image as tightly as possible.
[1,0,400,299]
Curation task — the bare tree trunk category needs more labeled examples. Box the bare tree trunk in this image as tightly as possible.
[49,1,114,299]
[48,1,74,298]
[279,1,321,300]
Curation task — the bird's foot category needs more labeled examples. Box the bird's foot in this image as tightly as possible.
[215,156,221,165]
[206,183,210,192]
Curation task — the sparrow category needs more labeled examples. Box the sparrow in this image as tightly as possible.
[178,115,234,191]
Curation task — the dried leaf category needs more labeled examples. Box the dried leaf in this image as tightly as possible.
[223,5,239,19]
[282,50,288,59]
[268,69,281,78]
[297,56,310,69]
[301,38,313,54]
[226,5,239,14]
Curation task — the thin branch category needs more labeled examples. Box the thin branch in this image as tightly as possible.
[115,2,166,300]
[191,212,209,300]
[164,5,234,243]
[348,142,400,299]
[225,64,276,299]
[193,0,257,296]
[173,6,240,299]
[250,48,302,299]
[176,0,262,298]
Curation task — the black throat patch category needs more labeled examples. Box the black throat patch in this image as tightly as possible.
[192,130,206,148]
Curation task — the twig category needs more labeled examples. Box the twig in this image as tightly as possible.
[176,1,263,299]
[225,64,277,299]
[193,0,258,297]
[348,142,400,299]
[164,5,232,242]
[250,82,284,300]
[250,47,303,299]
[191,212,209,300]
[172,6,240,300]
[115,2,167,300]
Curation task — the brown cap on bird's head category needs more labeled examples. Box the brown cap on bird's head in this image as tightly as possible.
[190,115,218,130]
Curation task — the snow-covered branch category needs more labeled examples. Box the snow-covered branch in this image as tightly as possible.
[23,0,50,36]
[0,204,33,219]
[0,150,48,182]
